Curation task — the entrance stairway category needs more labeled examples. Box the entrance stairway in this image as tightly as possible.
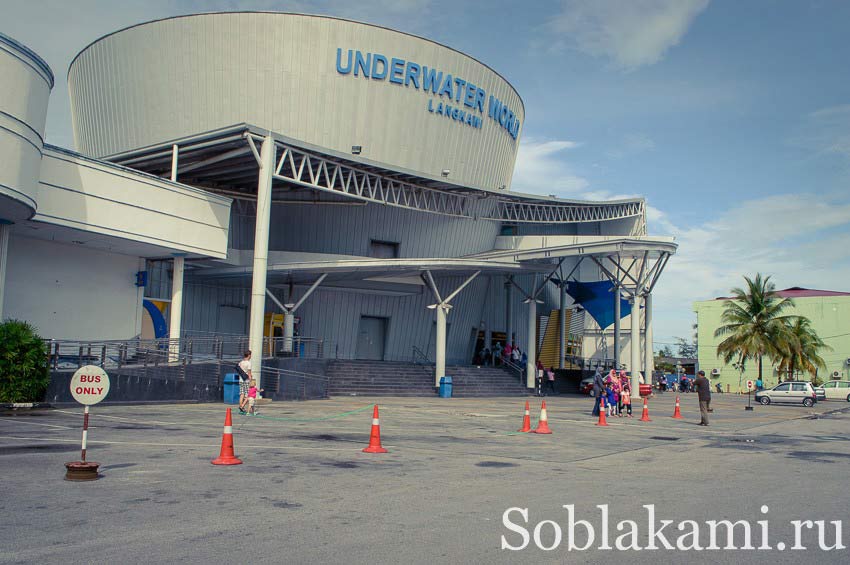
[326,359,529,397]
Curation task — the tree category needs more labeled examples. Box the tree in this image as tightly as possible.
[714,274,796,382]
[657,345,674,358]
[777,317,831,381]
[674,337,697,358]
[0,320,50,402]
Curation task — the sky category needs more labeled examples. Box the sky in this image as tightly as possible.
[4,0,850,349]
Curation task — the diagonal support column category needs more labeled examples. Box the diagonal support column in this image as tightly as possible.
[425,270,480,387]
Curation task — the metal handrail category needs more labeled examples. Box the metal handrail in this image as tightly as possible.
[502,359,525,382]
[411,346,432,365]
[45,333,334,372]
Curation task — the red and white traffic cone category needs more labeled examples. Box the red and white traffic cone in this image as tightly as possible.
[532,400,552,434]
[363,405,388,453]
[672,396,683,419]
[518,401,532,432]
[211,408,242,465]
[596,397,609,426]
[640,398,651,422]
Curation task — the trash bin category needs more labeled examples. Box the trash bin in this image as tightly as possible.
[223,373,240,404]
[439,376,453,398]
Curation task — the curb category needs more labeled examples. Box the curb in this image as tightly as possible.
[1,402,53,411]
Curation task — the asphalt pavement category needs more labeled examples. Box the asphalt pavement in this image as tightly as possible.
[1,392,848,564]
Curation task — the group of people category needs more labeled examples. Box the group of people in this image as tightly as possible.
[534,360,557,396]
[476,341,526,368]
[590,368,634,417]
[590,367,713,426]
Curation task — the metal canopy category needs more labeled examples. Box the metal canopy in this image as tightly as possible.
[104,123,647,225]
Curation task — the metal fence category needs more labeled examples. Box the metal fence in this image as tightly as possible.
[44,334,331,401]
[45,334,334,372]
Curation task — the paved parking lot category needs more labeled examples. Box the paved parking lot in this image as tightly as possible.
[1,393,848,564]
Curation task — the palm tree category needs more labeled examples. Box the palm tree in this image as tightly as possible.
[777,317,831,381]
[714,274,796,382]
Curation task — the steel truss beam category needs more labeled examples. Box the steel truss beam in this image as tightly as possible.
[246,135,472,219]
[484,198,644,224]
[244,133,646,223]
[590,251,672,298]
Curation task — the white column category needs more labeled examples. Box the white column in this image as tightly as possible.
[613,284,621,368]
[630,293,642,395]
[0,223,10,318]
[505,278,513,348]
[526,299,537,389]
[644,293,654,383]
[435,305,448,387]
[247,135,275,389]
[282,312,295,354]
[559,282,566,369]
[168,255,184,362]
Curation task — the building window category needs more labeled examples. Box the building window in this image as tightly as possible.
[369,240,399,259]
[500,224,518,236]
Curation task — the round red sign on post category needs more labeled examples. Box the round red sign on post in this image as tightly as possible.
[70,365,110,405]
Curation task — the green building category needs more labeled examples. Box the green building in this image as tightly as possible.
[693,287,850,391]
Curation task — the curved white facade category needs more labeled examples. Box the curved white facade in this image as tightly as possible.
[68,12,524,191]
[0,33,53,221]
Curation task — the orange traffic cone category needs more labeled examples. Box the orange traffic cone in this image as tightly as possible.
[363,405,388,453]
[532,401,552,434]
[596,397,609,426]
[211,408,242,465]
[672,396,683,419]
[518,401,532,432]
[640,398,651,422]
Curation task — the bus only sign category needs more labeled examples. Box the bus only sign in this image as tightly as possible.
[70,366,110,405]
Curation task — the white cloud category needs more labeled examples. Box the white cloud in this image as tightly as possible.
[511,138,590,195]
[790,104,850,159]
[546,0,710,70]
[650,193,850,342]
[606,133,656,158]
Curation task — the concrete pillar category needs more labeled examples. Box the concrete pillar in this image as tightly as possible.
[505,277,513,348]
[644,293,654,383]
[435,305,448,387]
[283,311,295,354]
[247,135,275,389]
[168,255,184,362]
[613,284,621,369]
[0,223,10,318]
[559,281,566,369]
[526,299,537,389]
[630,294,642,395]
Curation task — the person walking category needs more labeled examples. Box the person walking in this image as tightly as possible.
[695,370,711,426]
[546,367,556,395]
[591,367,606,416]
[236,350,252,415]
[494,342,503,366]
[621,382,633,417]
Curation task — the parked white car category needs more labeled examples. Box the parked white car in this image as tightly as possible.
[754,381,817,407]
[819,380,850,402]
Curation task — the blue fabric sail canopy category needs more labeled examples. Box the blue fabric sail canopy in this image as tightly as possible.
[566,281,633,329]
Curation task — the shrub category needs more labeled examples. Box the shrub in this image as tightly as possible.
[0,320,50,403]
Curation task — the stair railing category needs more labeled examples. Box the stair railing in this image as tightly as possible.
[502,358,525,382]
[411,346,432,365]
